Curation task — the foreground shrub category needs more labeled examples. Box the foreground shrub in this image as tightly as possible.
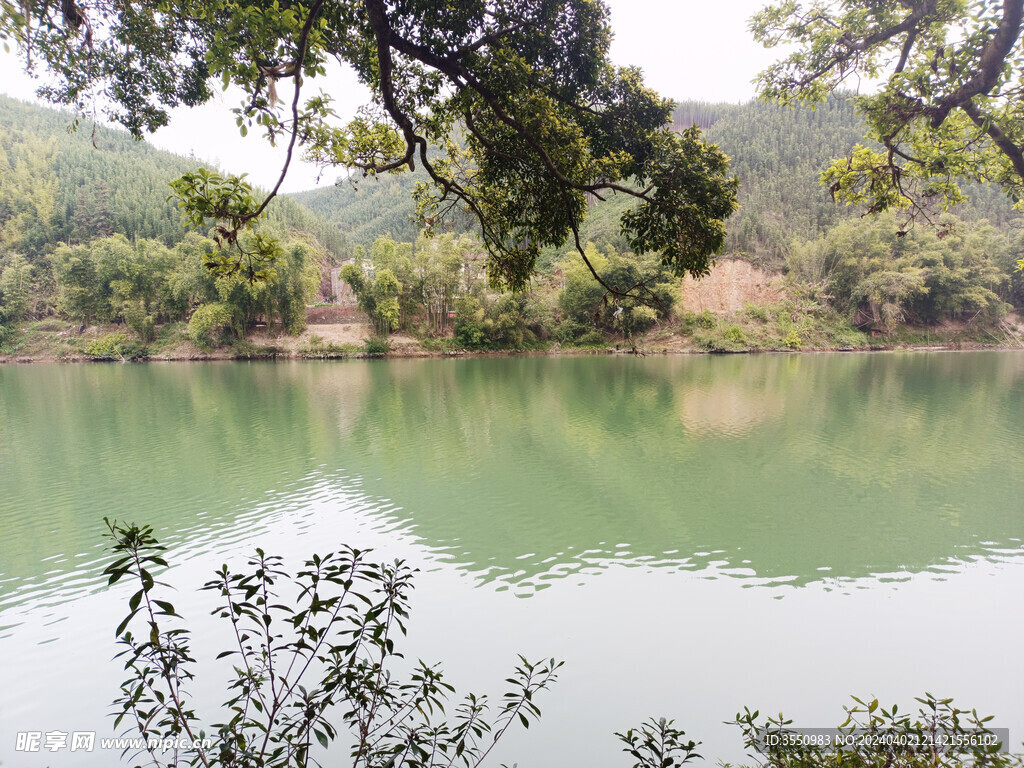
[695,310,716,329]
[0,319,15,348]
[123,300,157,343]
[364,336,391,356]
[724,325,746,345]
[558,251,677,338]
[555,319,590,345]
[731,695,1019,768]
[453,294,545,351]
[227,338,281,359]
[575,330,609,348]
[104,520,561,768]
[32,318,67,332]
[453,296,489,349]
[298,335,360,359]
[694,328,747,353]
[743,304,770,323]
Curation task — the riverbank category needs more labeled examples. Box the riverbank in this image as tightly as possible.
[2,313,1022,363]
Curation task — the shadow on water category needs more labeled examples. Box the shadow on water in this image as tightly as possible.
[1,352,1023,617]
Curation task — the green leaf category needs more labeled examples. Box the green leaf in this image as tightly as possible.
[153,599,177,616]
[115,610,137,637]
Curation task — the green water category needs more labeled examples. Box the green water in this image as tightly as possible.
[1,352,1023,765]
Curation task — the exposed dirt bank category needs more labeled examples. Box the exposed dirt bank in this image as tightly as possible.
[680,259,783,313]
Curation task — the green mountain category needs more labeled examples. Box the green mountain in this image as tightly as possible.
[690,97,869,264]
[290,96,1018,269]
[293,172,424,246]
[0,95,348,258]
[677,97,1017,266]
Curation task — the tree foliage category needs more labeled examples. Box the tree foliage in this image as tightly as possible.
[0,254,33,325]
[297,95,1020,272]
[101,521,1021,768]
[787,213,1009,329]
[42,231,322,341]
[732,694,1020,768]
[187,302,236,350]
[340,233,486,337]
[559,246,677,338]
[416,234,476,332]
[752,0,1024,238]
[616,718,701,768]
[0,126,59,254]
[341,262,403,337]
[452,293,549,351]
[1,0,738,294]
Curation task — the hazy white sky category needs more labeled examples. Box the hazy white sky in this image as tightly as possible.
[0,0,776,192]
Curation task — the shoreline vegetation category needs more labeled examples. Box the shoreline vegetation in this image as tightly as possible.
[4,231,1022,363]
[3,310,1021,364]
[4,211,1023,365]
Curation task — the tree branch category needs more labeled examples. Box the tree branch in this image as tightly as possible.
[363,0,660,203]
[929,0,1024,127]
[359,0,684,299]
[455,21,531,56]
[841,2,934,52]
[894,27,918,73]
[961,100,1024,182]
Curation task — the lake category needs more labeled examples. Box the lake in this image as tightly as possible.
[1,352,1023,766]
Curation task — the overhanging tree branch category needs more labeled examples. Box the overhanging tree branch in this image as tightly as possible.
[3,0,738,293]
[928,0,1024,128]
[961,100,1024,182]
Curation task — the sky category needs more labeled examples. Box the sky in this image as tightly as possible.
[0,0,778,193]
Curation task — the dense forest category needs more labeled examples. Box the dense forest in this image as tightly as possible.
[1,93,1022,358]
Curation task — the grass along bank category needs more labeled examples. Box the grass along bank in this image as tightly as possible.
[3,302,1022,364]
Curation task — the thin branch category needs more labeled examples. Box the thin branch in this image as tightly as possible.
[130,548,212,768]
[455,21,530,56]
[247,0,327,221]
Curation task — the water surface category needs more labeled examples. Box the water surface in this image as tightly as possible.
[1,352,1022,765]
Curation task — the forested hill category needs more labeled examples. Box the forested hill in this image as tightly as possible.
[292,172,425,246]
[0,95,347,257]
[5,90,1014,272]
[293,96,1018,268]
[690,97,869,264]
